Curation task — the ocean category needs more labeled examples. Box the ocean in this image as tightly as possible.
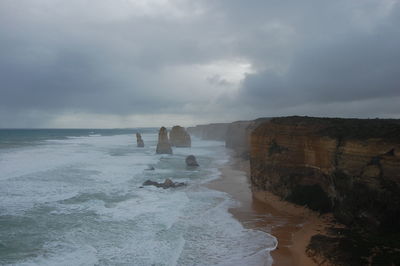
[0,129,276,265]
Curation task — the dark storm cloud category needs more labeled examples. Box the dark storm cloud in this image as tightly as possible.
[238,3,400,109]
[0,0,399,127]
[218,0,400,118]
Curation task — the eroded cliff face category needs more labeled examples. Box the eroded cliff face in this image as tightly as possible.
[225,118,270,159]
[250,116,400,229]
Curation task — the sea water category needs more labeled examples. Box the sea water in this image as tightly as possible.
[0,129,277,265]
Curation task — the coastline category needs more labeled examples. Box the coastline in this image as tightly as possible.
[207,154,332,266]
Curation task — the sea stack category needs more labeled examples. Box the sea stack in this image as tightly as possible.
[136,133,144,147]
[156,127,172,154]
[169,126,191,147]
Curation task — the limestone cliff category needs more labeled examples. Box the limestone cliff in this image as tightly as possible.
[225,118,270,158]
[190,116,400,263]
[250,116,400,230]
[169,126,191,147]
[156,127,172,154]
[187,123,229,141]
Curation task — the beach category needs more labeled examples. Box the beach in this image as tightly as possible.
[208,154,334,266]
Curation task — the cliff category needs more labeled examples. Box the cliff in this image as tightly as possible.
[250,116,400,225]
[225,118,270,159]
[186,119,269,158]
[187,123,229,141]
[250,116,400,264]
[188,116,400,264]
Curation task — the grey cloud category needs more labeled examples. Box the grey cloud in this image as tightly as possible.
[234,0,400,116]
[0,0,399,127]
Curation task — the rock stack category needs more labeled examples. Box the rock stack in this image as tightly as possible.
[156,127,172,154]
[136,133,144,147]
[169,126,191,147]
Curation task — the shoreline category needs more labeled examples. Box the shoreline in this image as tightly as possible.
[207,154,331,265]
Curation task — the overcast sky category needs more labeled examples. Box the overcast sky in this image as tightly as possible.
[0,0,399,128]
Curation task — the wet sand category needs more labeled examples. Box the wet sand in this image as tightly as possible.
[207,156,333,265]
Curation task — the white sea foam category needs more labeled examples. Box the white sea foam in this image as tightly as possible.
[0,132,276,266]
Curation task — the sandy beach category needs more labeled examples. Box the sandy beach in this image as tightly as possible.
[207,155,334,266]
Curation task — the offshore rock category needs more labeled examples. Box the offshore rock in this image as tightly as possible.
[185,155,199,167]
[169,126,191,147]
[142,178,185,189]
[136,133,144,147]
[145,165,155,171]
[156,127,172,154]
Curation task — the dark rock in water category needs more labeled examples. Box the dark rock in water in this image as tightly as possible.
[163,178,174,187]
[170,126,191,147]
[185,155,199,167]
[156,127,172,154]
[143,180,160,186]
[136,133,144,147]
[142,178,185,189]
[145,166,155,171]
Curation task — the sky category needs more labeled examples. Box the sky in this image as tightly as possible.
[0,0,399,128]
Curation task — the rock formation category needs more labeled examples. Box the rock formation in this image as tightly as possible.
[185,155,199,167]
[250,116,400,228]
[169,126,191,147]
[142,178,185,189]
[156,127,172,154]
[136,132,144,147]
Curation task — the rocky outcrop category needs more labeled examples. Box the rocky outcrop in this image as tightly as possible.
[187,123,229,141]
[250,116,400,230]
[136,133,144,147]
[185,155,199,167]
[142,178,185,189]
[156,127,172,154]
[169,126,191,147]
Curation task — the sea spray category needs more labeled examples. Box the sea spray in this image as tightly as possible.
[0,130,276,265]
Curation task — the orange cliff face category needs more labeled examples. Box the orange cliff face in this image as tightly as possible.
[250,116,400,229]
[225,118,270,159]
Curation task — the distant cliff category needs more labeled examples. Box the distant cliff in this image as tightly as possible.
[187,119,269,158]
[187,123,229,141]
